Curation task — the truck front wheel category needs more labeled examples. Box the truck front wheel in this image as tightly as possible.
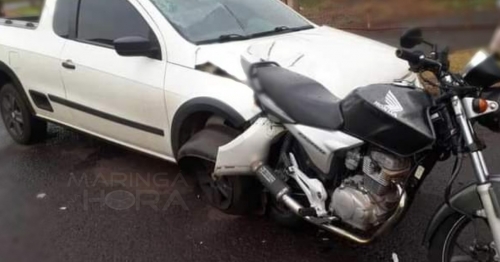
[177,125,261,215]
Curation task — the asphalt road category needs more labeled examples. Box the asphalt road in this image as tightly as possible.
[358,27,496,50]
[0,29,498,262]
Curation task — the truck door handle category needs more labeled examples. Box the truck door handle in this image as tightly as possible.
[62,60,76,70]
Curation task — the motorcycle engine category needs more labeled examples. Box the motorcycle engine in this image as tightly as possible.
[330,149,410,231]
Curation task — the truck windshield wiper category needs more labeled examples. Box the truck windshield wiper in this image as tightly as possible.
[196,25,313,45]
[250,25,314,38]
[196,34,249,45]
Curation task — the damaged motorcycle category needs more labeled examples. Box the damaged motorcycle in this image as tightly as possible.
[180,28,500,262]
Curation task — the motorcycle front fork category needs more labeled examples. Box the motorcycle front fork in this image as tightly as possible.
[452,96,500,252]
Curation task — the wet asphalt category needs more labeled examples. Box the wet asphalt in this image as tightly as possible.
[0,28,498,262]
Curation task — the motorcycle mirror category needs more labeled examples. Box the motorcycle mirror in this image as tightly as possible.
[400,27,424,49]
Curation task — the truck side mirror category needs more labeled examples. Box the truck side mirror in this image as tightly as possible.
[113,36,160,59]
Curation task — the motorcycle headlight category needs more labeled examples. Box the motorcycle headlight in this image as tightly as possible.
[463,50,500,88]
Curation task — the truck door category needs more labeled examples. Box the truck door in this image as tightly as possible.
[58,0,170,157]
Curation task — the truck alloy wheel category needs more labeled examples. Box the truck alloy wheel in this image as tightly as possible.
[195,160,233,210]
[1,92,25,139]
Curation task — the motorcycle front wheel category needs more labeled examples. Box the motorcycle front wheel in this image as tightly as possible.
[428,213,498,262]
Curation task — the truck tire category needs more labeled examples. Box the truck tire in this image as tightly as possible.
[0,83,47,144]
[177,125,261,215]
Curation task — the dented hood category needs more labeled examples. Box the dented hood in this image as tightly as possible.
[195,26,410,98]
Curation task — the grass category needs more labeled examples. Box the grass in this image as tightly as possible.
[420,49,478,94]
[1,0,44,17]
[299,0,496,27]
[7,6,41,17]
[442,0,494,10]
[450,49,479,73]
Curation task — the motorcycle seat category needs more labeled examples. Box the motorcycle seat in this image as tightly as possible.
[253,66,344,130]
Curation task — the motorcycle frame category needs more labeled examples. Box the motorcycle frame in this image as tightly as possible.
[213,95,500,249]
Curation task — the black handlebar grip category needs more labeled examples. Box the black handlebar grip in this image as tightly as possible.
[396,49,442,71]
[396,49,422,65]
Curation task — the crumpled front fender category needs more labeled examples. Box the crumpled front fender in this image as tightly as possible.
[177,125,240,162]
[214,118,285,177]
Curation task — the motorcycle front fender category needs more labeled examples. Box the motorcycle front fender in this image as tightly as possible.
[423,184,483,247]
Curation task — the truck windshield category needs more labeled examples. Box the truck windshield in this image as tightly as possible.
[150,0,312,44]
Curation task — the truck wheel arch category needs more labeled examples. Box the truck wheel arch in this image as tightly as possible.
[0,61,35,115]
[171,97,246,160]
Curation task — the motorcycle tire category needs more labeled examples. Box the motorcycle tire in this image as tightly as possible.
[428,212,497,262]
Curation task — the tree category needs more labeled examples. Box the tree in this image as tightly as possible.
[491,26,500,54]
[283,0,299,10]
[29,0,43,7]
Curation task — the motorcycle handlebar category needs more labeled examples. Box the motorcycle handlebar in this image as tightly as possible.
[396,49,421,64]
[396,49,442,71]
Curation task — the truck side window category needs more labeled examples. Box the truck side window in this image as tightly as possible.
[77,0,158,48]
[53,0,78,38]
[0,0,45,25]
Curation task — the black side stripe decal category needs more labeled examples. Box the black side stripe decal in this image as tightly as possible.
[48,95,165,137]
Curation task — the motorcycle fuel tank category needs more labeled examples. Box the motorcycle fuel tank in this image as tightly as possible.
[340,84,435,157]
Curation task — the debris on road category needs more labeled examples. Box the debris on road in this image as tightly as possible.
[59,206,67,211]
[36,193,46,199]
[392,252,399,262]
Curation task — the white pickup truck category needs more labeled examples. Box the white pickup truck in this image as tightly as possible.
[0,0,410,214]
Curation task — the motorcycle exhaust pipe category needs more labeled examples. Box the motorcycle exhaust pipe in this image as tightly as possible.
[252,162,290,200]
[252,162,408,244]
[252,162,311,216]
